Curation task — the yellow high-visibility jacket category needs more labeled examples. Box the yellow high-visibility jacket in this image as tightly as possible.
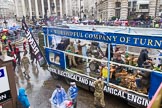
[101,67,108,79]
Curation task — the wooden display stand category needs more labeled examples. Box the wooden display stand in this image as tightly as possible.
[0,55,17,108]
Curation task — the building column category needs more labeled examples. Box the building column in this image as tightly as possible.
[15,0,19,18]
[41,0,45,18]
[120,0,128,20]
[21,0,26,17]
[35,0,39,19]
[53,0,57,15]
[59,0,63,18]
[65,0,68,16]
[107,0,115,20]
[69,0,72,16]
[28,0,32,19]
[47,0,51,17]
[149,0,160,17]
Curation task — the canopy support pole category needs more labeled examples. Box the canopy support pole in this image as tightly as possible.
[107,43,110,84]
[126,28,131,52]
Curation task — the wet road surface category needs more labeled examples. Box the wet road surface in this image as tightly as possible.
[15,65,133,108]
[14,45,133,108]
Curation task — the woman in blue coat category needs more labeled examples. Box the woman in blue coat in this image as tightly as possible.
[18,88,30,108]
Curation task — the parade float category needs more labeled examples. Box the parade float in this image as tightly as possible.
[42,25,162,108]
[147,83,162,108]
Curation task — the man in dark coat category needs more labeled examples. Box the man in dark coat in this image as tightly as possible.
[136,62,152,94]
[105,44,113,60]
[137,49,149,67]
[56,40,65,51]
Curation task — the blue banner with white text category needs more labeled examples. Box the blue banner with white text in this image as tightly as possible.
[45,48,66,69]
[149,72,162,99]
[43,27,162,49]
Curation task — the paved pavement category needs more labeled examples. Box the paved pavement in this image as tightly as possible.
[14,43,133,108]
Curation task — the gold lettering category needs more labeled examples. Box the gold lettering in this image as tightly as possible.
[70,32,74,36]
[98,35,103,40]
[106,36,111,41]
[112,36,117,42]
[154,40,162,47]
[78,32,81,37]
[126,37,131,43]
[120,37,125,42]
[80,32,83,37]
[102,35,106,41]
[73,32,77,37]
[85,33,89,38]
[89,34,93,39]
[93,35,99,39]
[147,39,153,46]
[75,32,79,37]
[133,38,139,44]
[140,39,146,45]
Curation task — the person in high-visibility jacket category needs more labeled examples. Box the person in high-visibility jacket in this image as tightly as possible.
[2,33,7,44]
[100,63,108,81]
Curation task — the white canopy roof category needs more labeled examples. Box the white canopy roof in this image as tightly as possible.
[137,0,149,4]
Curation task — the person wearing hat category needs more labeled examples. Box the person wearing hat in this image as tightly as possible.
[23,41,27,55]
[21,53,30,79]
[67,82,78,108]
[93,76,105,108]
[49,84,67,108]
[16,47,21,65]
[56,40,65,51]
[5,46,10,56]
[8,40,13,51]
[66,41,77,68]
[137,49,149,67]
[77,40,86,64]
[111,54,125,84]
[136,61,152,94]
[113,54,125,73]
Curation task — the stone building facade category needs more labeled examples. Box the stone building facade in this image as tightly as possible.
[0,0,15,18]
[83,0,97,20]
[149,0,161,17]
[13,0,72,19]
[97,0,128,21]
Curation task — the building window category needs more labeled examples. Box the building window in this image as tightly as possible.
[115,2,121,18]
[128,2,131,8]
[133,1,137,8]
[139,4,149,9]
[116,2,121,8]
